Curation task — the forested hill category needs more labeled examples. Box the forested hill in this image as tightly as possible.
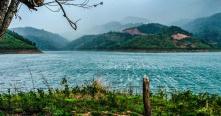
[66,23,213,51]
[11,27,69,51]
[0,31,40,53]
[182,12,221,48]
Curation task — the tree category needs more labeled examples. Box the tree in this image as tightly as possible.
[0,0,103,38]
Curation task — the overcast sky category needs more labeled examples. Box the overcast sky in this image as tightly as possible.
[10,0,221,37]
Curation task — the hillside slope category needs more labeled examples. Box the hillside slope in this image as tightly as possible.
[0,31,40,53]
[11,27,69,51]
[183,13,221,48]
[67,23,212,51]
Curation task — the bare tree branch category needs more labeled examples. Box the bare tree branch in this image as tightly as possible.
[19,0,103,30]
[0,0,103,38]
[55,0,78,30]
[52,0,103,30]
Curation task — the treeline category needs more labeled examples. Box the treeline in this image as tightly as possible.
[0,30,38,50]
[67,24,214,51]
[67,32,212,51]
[6,30,36,47]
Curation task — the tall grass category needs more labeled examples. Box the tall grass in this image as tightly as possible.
[0,78,221,115]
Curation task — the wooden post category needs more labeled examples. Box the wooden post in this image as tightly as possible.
[71,111,76,116]
[143,75,151,116]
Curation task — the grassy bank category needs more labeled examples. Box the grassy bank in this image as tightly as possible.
[0,78,221,115]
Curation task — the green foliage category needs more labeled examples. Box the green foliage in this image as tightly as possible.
[129,23,168,34]
[0,79,221,115]
[61,78,70,97]
[0,30,37,50]
[68,23,213,51]
[183,12,221,48]
[12,27,69,50]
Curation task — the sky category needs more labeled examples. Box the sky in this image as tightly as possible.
[10,0,221,39]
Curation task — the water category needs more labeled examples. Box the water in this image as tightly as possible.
[0,51,221,94]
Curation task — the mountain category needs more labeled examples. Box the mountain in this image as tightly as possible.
[91,17,150,34]
[67,23,212,51]
[11,27,69,50]
[62,17,149,40]
[182,13,221,48]
[90,22,144,34]
[0,30,40,53]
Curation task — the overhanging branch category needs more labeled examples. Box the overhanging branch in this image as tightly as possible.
[55,0,78,30]
[17,0,103,30]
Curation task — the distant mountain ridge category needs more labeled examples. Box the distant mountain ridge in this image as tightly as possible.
[11,27,69,50]
[62,16,150,40]
[92,17,150,34]
[67,23,212,51]
[183,13,221,32]
[90,22,144,34]
[181,12,221,48]
[9,13,221,52]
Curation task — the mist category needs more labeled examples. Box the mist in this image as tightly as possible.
[10,0,221,40]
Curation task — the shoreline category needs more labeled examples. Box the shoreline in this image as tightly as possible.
[65,48,221,53]
[0,49,42,54]
[1,49,221,54]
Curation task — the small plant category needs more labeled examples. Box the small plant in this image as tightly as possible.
[61,77,70,97]
[0,78,220,115]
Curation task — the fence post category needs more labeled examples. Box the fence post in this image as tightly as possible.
[143,75,151,116]
[71,111,76,116]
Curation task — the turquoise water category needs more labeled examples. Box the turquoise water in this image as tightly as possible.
[0,51,221,94]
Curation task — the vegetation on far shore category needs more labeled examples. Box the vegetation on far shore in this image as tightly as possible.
[11,27,69,51]
[183,13,221,48]
[0,31,39,52]
[7,22,221,52]
[0,78,221,116]
[67,24,214,51]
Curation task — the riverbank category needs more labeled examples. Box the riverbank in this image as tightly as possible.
[69,48,221,53]
[0,49,42,54]
[0,79,220,115]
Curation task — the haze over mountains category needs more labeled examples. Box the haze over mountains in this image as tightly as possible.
[62,17,150,40]
[8,13,221,52]
[178,13,221,48]
[11,27,69,51]
[66,13,221,51]
[66,23,211,51]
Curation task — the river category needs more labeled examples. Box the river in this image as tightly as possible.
[0,51,221,94]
